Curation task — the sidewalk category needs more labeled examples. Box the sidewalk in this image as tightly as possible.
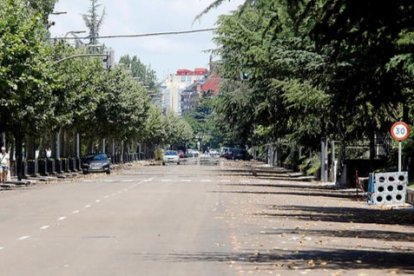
[0,161,148,191]
[217,162,414,275]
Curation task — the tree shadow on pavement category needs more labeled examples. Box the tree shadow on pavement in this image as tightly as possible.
[257,205,414,225]
[261,227,414,242]
[212,190,357,200]
[138,249,414,273]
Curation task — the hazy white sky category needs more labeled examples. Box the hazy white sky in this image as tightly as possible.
[49,0,244,79]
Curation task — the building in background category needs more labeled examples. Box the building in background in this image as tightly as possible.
[161,68,208,115]
[161,61,221,115]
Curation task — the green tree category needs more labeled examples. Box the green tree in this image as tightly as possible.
[82,0,105,46]
[119,55,161,103]
[93,67,150,141]
[0,0,57,179]
[28,0,58,23]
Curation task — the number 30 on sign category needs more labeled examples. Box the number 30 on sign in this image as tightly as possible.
[390,121,411,141]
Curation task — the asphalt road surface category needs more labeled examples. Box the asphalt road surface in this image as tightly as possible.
[0,162,235,276]
[2,160,414,276]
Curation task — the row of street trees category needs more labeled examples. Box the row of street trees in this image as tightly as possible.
[0,0,193,179]
[204,0,413,177]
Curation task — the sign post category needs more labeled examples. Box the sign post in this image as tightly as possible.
[390,121,411,172]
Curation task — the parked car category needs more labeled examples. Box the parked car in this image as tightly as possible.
[186,149,199,158]
[163,150,180,165]
[220,147,232,158]
[223,148,235,159]
[82,153,111,174]
[177,150,185,159]
[209,149,220,157]
[233,149,252,160]
[224,148,252,160]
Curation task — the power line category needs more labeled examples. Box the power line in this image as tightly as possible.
[54,28,217,40]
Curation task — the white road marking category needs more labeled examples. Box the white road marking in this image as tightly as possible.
[161,179,171,182]
[201,179,212,183]
[18,236,30,241]
[221,179,231,183]
[85,204,92,208]
[122,179,134,183]
[95,200,101,203]
[40,225,50,230]
[72,210,80,214]
[58,216,66,221]
[182,179,192,183]
[0,246,4,250]
[104,196,109,199]
[104,180,113,183]
[83,180,93,183]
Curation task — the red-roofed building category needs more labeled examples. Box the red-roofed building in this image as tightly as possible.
[200,71,220,95]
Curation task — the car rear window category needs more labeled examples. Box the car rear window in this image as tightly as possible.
[85,154,108,161]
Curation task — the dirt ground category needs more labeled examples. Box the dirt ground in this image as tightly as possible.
[217,161,414,275]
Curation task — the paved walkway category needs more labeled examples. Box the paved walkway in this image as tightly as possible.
[217,161,414,275]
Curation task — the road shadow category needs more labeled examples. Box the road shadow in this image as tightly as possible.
[256,205,414,226]
[211,190,357,200]
[261,227,414,242]
[223,183,337,191]
[137,249,414,272]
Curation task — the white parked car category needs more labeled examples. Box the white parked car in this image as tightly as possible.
[163,150,180,165]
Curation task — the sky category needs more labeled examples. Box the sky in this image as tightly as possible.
[49,0,244,80]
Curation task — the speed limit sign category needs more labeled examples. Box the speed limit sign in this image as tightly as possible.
[390,121,410,141]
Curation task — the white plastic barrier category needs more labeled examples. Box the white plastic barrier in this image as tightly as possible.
[368,172,407,205]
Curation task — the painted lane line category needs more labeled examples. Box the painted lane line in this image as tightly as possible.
[0,247,4,250]
[122,179,134,183]
[161,179,171,182]
[58,216,66,221]
[40,225,50,230]
[182,179,192,183]
[18,236,30,241]
[85,204,92,208]
[104,196,109,199]
[104,180,114,183]
[83,180,93,183]
[221,179,231,183]
[201,179,212,183]
[72,210,80,214]
[95,200,101,203]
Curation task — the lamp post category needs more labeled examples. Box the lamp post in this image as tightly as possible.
[64,31,86,48]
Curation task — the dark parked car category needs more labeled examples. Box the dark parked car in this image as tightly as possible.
[82,153,111,174]
[225,148,252,160]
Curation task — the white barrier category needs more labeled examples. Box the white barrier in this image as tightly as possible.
[368,172,407,205]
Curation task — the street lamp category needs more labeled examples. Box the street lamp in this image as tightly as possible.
[64,30,86,38]
[51,11,68,15]
[64,31,86,48]
[47,11,67,29]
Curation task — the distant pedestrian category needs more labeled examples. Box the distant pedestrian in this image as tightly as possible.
[0,146,10,183]
[45,148,52,159]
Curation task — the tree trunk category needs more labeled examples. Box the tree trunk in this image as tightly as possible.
[14,130,24,181]
[369,131,376,172]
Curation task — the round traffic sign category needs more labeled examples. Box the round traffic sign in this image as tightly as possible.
[390,121,410,141]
